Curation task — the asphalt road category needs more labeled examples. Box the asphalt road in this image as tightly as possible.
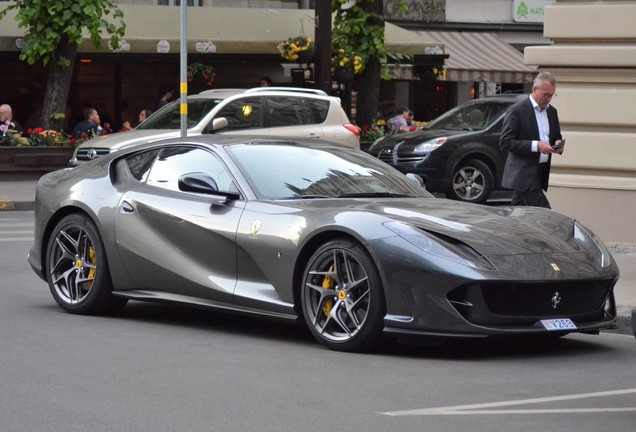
[2,211,635,432]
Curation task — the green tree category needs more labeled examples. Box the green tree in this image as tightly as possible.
[332,0,407,127]
[0,0,125,131]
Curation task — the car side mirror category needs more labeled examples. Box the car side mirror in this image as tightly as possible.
[205,117,229,134]
[406,173,425,189]
[178,172,239,201]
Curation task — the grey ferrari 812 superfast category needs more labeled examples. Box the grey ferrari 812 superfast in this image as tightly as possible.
[28,135,619,351]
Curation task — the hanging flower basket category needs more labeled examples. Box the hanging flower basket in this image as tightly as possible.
[277,36,314,63]
[331,48,364,74]
[296,48,315,63]
[186,63,216,93]
[334,69,354,84]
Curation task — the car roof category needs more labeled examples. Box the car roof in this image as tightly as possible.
[480,94,526,102]
[196,86,328,98]
[114,134,344,155]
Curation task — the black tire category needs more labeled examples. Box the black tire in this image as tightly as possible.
[301,238,386,352]
[446,158,494,204]
[45,214,127,315]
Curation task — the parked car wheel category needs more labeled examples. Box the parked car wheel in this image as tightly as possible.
[301,239,386,352]
[46,214,127,315]
[447,158,494,204]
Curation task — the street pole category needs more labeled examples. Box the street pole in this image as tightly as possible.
[314,1,332,94]
[180,0,187,137]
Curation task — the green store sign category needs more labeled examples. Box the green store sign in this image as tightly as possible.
[513,0,551,23]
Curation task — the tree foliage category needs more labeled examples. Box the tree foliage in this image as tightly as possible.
[332,0,407,80]
[331,0,407,127]
[0,0,125,130]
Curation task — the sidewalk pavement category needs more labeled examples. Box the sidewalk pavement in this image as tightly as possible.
[1,179,634,333]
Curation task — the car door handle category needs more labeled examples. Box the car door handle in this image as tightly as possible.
[121,200,135,214]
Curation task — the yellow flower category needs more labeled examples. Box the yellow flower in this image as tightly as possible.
[277,36,313,62]
[331,48,365,74]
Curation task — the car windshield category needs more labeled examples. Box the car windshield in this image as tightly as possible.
[426,100,513,131]
[227,144,432,200]
[137,98,224,130]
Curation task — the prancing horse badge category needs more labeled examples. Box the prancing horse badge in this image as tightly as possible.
[251,220,263,236]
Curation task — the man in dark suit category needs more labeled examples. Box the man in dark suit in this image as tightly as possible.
[499,71,564,208]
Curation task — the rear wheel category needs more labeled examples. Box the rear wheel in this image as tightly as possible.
[46,214,127,315]
[301,239,386,352]
[447,158,493,203]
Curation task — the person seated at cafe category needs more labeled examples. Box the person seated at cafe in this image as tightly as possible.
[387,106,409,131]
[0,104,23,137]
[121,108,153,131]
[72,107,101,139]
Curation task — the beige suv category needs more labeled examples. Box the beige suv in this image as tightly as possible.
[70,87,360,165]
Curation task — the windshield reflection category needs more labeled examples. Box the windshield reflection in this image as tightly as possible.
[228,144,432,200]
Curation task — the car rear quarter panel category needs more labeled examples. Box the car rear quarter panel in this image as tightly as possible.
[34,163,140,290]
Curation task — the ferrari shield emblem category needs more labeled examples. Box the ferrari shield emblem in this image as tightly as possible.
[551,263,560,271]
[251,220,263,236]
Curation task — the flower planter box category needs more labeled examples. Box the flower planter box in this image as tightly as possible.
[0,146,74,174]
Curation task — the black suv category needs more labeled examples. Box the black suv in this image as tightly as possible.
[367,94,524,203]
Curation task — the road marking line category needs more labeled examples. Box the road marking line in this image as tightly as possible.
[399,408,636,415]
[381,388,636,416]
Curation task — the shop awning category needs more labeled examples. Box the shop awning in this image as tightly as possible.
[0,5,439,56]
[416,31,537,84]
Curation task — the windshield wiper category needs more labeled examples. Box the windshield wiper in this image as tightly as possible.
[278,195,330,200]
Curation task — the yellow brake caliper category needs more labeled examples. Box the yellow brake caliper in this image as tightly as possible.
[87,246,96,284]
[322,264,335,316]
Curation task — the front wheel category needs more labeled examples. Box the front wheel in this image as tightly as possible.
[46,213,127,315]
[301,239,386,352]
[446,158,494,204]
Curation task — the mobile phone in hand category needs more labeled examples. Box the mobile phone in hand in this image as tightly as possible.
[552,139,565,150]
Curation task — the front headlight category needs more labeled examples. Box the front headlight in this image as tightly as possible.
[413,137,447,153]
[384,221,494,271]
[573,221,612,268]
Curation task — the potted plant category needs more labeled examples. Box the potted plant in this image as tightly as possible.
[187,63,216,89]
[0,128,76,174]
[332,48,364,83]
[277,36,314,63]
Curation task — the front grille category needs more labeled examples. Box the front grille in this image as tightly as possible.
[377,151,425,164]
[448,280,614,326]
[481,281,611,316]
[76,148,111,161]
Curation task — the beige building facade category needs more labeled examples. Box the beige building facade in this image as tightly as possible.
[525,0,636,242]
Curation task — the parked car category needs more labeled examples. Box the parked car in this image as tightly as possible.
[69,87,360,165]
[29,135,619,352]
[367,94,525,203]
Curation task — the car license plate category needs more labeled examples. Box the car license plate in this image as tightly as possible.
[540,318,577,331]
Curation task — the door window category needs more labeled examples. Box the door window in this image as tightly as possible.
[305,98,330,123]
[268,96,314,127]
[145,146,236,193]
[214,97,263,131]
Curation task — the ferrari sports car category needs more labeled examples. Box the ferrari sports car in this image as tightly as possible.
[28,135,619,351]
